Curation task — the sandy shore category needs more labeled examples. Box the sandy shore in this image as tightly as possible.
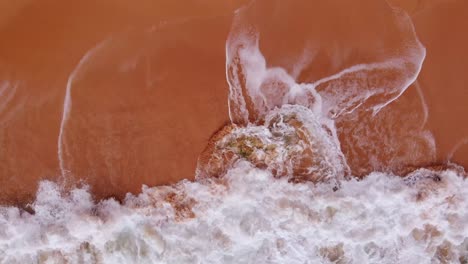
[0,0,466,204]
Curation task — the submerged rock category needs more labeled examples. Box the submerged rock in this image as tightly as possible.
[197,105,348,184]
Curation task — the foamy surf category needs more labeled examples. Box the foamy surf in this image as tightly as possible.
[1,163,467,263]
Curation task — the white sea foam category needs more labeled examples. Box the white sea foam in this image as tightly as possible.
[223,0,432,178]
[58,38,114,179]
[0,162,467,263]
[226,2,425,123]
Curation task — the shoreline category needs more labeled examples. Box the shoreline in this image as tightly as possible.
[1,0,467,205]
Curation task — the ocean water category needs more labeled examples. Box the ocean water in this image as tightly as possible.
[1,0,467,263]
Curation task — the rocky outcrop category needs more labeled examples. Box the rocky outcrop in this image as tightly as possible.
[197,105,348,184]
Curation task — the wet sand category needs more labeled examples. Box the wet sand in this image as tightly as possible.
[0,0,467,203]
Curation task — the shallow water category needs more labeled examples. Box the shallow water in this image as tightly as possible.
[0,0,467,202]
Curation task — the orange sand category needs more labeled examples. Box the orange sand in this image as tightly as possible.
[0,0,466,203]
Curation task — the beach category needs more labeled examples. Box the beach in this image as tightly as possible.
[0,0,466,204]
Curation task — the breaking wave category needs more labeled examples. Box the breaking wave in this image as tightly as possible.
[1,164,467,263]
